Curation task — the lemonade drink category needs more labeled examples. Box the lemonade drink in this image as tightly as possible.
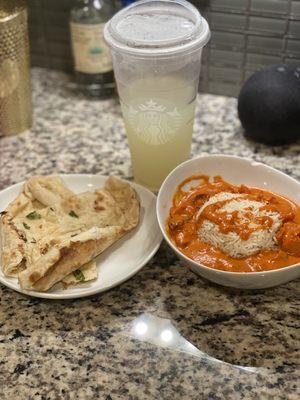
[120,76,197,190]
[104,0,210,190]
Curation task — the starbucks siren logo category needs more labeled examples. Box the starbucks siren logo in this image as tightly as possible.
[127,99,182,145]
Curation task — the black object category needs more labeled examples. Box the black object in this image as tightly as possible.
[238,64,300,145]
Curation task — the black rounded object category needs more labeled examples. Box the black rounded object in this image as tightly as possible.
[238,64,300,145]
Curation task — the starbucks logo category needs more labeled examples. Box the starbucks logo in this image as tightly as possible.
[126,99,183,145]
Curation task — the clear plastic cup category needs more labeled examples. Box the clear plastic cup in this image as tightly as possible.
[104,0,210,191]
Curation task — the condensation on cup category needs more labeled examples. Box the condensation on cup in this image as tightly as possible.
[105,0,210,191]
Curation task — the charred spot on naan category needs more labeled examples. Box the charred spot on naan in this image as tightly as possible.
[29,271,41,283]
[94,192,105,211]
[64,195,82,212]
[40,243,50,255]
[11,221,27,242]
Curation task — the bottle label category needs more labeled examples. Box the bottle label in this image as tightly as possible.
[70,22,112,74]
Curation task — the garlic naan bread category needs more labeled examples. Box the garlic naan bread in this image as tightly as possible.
[0,176,139,292]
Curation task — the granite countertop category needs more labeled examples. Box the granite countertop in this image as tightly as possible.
[0,68,299,400]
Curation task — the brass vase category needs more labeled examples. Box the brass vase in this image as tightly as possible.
[0,0,32,136]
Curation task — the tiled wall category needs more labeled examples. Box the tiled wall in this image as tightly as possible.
[28,0,300,97]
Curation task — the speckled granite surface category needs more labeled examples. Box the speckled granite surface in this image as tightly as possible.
[0,68,299,400]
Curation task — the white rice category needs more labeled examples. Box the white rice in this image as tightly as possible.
[198,192,282,258]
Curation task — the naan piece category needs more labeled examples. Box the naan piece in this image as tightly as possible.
[0,176,73,277]
[0,176,140,292]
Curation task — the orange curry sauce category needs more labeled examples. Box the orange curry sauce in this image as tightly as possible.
[167,175,300,272]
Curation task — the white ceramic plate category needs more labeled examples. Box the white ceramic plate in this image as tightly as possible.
[0,174,162,299]
[157,155,300,289]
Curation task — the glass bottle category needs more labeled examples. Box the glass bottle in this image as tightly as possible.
[70,0,115,98]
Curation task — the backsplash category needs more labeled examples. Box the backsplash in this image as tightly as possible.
[28,0,300,97]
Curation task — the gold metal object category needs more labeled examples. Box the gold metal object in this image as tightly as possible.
[0,0,32,136]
